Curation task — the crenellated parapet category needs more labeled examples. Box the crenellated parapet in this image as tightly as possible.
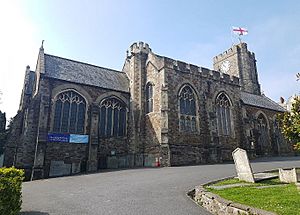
[129,41,151,55]
[163,57,240,86]
[213,46,238,63]
[213,42,255,64]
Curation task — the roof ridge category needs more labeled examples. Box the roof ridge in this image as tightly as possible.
[241,92,286,112]
[262,94,286,110]
[44,53,123,74]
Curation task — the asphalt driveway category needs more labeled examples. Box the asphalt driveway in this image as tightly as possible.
[21,157,300,215]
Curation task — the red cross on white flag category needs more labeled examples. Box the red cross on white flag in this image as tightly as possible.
[232,27,248,36]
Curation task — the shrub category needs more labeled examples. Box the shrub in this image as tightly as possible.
[0,167,24,215]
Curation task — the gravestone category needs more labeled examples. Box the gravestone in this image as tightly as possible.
[279,168,298,183]
[0,154,3,167]
[49,160,71,177]
[71,162,81,174]
[107,156,118,169]
[232,148,255,183]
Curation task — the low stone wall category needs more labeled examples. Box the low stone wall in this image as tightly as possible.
[193,185,277,215]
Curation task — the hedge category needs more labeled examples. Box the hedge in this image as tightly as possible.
[0,167,24,215]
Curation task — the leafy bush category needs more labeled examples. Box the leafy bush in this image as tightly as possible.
[277,97,300,152]
[0,167,24,215]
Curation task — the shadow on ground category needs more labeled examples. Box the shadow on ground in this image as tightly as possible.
[20,211,49,215]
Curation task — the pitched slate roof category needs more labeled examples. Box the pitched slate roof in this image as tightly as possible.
[241,92,286,112]
[44,54,129,92]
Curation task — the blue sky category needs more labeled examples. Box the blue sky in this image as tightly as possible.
[0,0,299,120]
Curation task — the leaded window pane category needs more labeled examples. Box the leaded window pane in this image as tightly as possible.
[225,108,231,135]
[53,91,86,134]
[216,93,231,136]
[99,97,127,138]
[180,116,185,131]
[77,103,85,134]
[69,102,77,133]
[61,102,70,133]
[53,100,62,132]
[191,100,196,115]
[106,108,112,137]
[178,85,197,132]
[113,108,119,137]
[191,117,196,132]
[99,106,106,137]
[180,98,185,114]
[185,118,191,131]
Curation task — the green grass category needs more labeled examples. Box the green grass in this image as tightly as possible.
[207,178,300,215]
[211,178,241,186]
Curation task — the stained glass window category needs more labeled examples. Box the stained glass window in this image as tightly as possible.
[99,97,127,137]
[216,93,232,136]
[178,85,197,132]
[53,90,86,134]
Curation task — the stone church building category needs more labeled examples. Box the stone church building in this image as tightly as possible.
[4,42,290,180]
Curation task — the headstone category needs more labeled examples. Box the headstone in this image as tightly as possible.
[107,156,118,169]
[71,162,81,174]
[232,148,255,183]
[279,168,298,183]
[0,154,3,167]
[49,160,71,177]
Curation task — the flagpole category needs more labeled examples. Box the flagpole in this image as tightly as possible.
[230,26,234,46]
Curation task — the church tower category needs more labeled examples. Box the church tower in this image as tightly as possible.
[122,42,151,156]
[213,43,261,95]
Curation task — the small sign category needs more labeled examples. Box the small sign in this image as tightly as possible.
[70,134,89,144]
[48,133,70,143]
[48,133,89,144]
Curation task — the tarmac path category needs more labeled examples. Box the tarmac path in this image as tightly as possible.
[21,156,300,215]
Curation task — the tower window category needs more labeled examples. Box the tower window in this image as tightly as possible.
[53,90,86,134]
[146,83,153,113]
[99,97,127,138]
[178,85,197,132]
[216,92,232,136]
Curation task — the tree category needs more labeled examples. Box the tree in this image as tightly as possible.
[278,97,300,151]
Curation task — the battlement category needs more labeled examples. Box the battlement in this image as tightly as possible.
[130,41,151,54]
[213,42,251,63]
[213,46,238,62]
[164,57,240,86]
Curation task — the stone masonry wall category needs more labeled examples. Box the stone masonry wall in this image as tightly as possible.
[163,56,243,165]
[194,185,276,215]
[242,105,292,156]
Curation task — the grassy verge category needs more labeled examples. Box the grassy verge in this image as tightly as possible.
[206,178,300,215]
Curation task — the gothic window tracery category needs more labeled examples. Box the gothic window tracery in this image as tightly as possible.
[256,113,270,155]
[53,90,86,134]
[216,92,232,136]
[146,83,153,113]
[178,85,197,132]
[99,97,127,138]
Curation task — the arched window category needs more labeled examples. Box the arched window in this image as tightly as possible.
[99,97,127,138]
[146,83,153,113]
[216,93,231,136]
[178,85,197,132]
[256,113,270,155]
[53,90,86,134]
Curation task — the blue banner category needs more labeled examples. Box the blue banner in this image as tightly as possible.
[70,134,89,144]
[48,133,89,144]
[47,133,70,143]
